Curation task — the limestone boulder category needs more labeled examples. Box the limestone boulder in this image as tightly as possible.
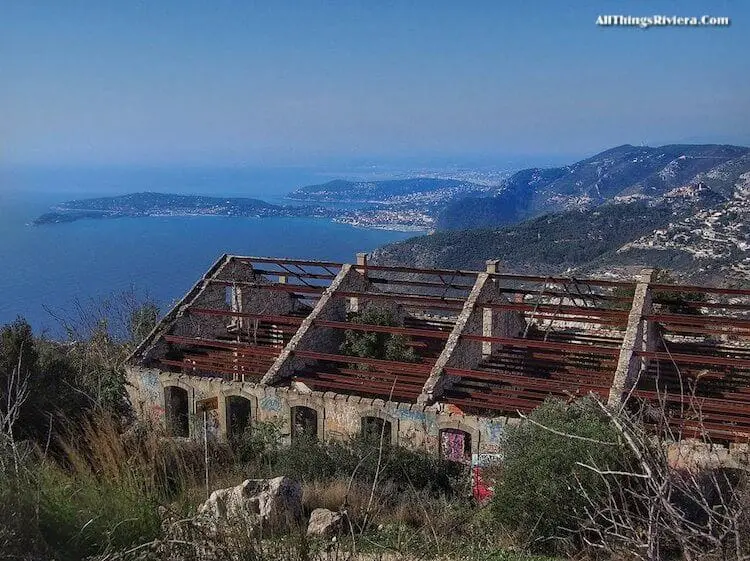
[306,508,345,537]
[198,476,303,529]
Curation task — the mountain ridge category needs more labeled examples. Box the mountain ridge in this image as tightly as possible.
[374,147,750,286]
[437,143,750,230]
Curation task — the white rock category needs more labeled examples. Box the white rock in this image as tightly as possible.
[306,508,345,537]
[198,476,302,530]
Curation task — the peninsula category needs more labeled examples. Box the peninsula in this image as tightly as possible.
[33,192,331,225]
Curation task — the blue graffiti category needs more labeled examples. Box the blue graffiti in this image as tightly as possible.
[260,396,282,412]
[396,409,426,422]
[480,419,504,442]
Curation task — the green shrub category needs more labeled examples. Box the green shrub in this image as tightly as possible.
[491,398,631,552]
[270,434,465,497]
[230,419,283,473]
[340,307,419,365]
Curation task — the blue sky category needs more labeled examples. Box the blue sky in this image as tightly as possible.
[1,0,748,166]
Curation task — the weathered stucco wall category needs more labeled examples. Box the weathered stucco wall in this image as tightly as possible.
[126,365,511,454]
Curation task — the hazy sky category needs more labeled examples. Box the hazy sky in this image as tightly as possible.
[2,0,748,166]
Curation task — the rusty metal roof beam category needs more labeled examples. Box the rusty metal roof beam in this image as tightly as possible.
[312,319,452,339]
[651,284,750,296]
[163,335,286,355]
[499,287,631,302]
[484,301,630,318]
[333,290,466,307]
[487,272,637,289]
[355,264,479,278]
[647,313,750,328]
[188,308,306,324]
[207,281,326,294]
[443,366,612,393]
[232,256,344,268]
[633,390,750,414]
[158,359,268,379]
[461,333,622,356]
[249,268,337,280]
[367,276,476,292]
[635,351,750,368]
[293,349,433,373]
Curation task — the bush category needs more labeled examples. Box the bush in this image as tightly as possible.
[340,307,419,365]
[491,398,632,553]
[230,419,282,472]
[216,422,467,499]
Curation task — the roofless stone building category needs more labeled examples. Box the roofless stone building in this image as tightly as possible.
[126,254,750,461]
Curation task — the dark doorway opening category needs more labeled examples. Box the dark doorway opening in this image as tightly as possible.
[226,395,252,438]
[291,406,318,441]
[165,386,189,437]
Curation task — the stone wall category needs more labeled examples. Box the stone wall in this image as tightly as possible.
[125,365,511,454]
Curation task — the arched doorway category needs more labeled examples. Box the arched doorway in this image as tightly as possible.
[164,386,189,437]
[291,406,318,441]
[226,395,252,438]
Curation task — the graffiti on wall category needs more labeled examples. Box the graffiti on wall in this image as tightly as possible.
[441,429,470,463]
[479,418,505,453]
[396,409,426,422]
[260,395,281,412]
[471,453,502,504]
[142,371,164,421]
[326,407,356,439]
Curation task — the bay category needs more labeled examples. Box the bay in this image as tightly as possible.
[0,167,417,333]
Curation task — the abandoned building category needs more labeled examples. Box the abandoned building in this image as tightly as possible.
[126,254,750,462]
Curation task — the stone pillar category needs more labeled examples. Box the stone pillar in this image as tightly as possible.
[271,276,287,348]
[608,268,656,408]
[230,284,243,330]
[351,253,369,313]
[356,252,369,276]
[483,260,501,357]
[419,273,490,404]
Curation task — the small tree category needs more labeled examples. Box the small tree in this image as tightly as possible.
[491,398,631,553]
[129,302,160,347]
[340,306,418,366]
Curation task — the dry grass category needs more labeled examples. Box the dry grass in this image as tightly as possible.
[300,477,468,539]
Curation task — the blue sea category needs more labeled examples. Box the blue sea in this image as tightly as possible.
[0,166,417,334]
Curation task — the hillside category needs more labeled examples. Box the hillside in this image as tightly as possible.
[374,181,750,285]
[438,144,750,230]
[288,177,490,204]
[375,201,675,274]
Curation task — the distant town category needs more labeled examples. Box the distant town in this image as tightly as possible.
[33,177,497,232]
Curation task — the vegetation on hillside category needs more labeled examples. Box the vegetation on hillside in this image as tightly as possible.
[4,295,750,560]
[378,201,674,273]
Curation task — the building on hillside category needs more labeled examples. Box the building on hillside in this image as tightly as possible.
[126,253,750,461]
